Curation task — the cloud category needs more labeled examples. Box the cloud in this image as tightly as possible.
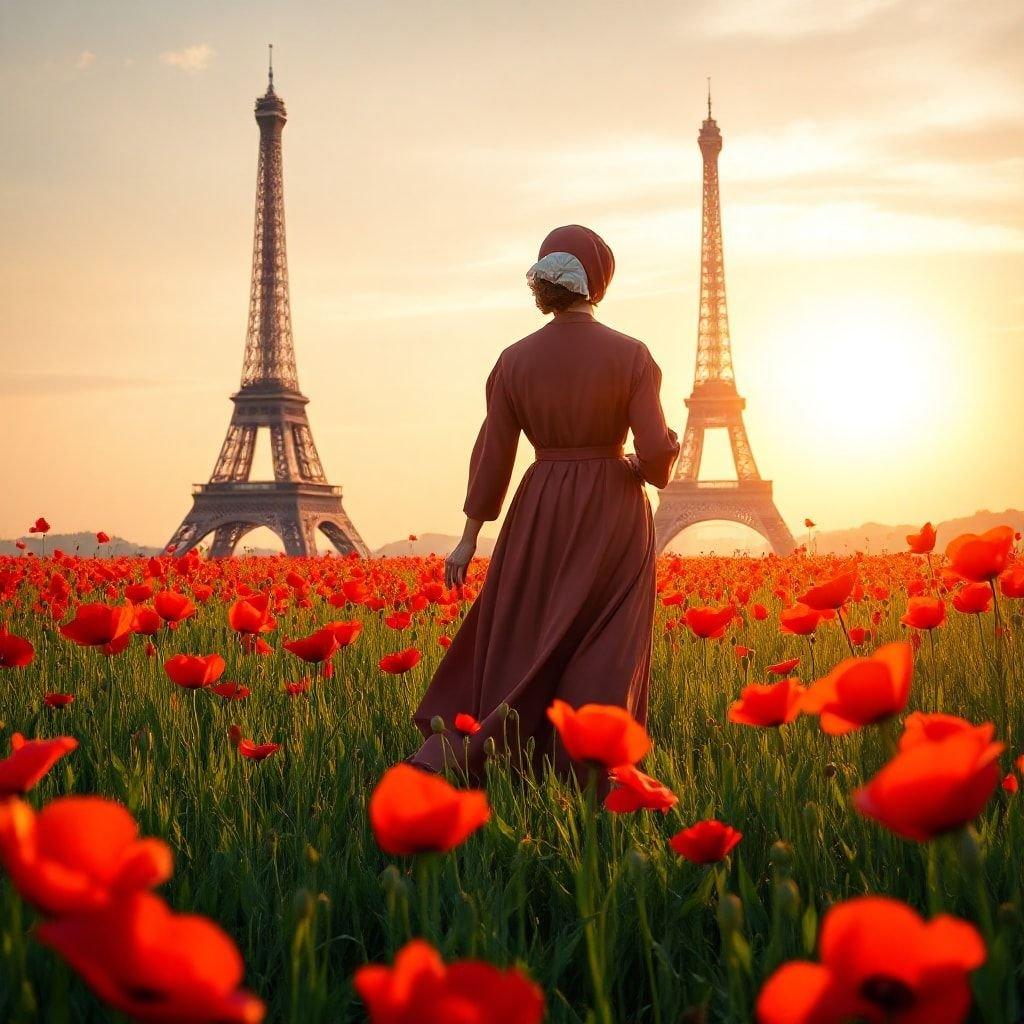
[159,44,216,74]
[75,51,96,71]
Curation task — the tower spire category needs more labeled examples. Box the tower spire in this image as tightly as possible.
[267,43,274,93]
[706,76,712,119]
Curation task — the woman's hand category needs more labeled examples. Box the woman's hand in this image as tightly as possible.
[625,454,645,482]
[445,538,477,590]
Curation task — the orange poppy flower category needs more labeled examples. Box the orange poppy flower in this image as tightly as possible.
[369,764,489,855]
[945,525,1015,582]
[0,630,34,668]
[755,896,984,1024]
[0,796,172,915]
[779,603,823,636]
[668,820,742,863]
[900,597,946,630]
[325,620,363,647]
[906,522,937,555]
[59,603,135,647]
[36,892,265,1024]
[854,724,1003,841]
[163,653,226,689]
[728,678,805,728]
[682,604,735,640]
[355,939,544,1024]
[237,739,281,761]
[800,570,857,611]
[751,602,769,621]
[603,765,677,813]
[546,700,651,768]
[801,642,912,735]
[951,583,993,615]
[453,713,481,735]
[0,734,77,797]
[379,648,422,674]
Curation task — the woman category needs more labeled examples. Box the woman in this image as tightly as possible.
[412,224,679,776]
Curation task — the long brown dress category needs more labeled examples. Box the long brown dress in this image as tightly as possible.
[413,310,680,775]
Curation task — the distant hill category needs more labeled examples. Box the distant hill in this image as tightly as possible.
[3,511,1021,559]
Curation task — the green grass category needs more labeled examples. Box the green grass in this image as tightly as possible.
[1,554,1022,1022]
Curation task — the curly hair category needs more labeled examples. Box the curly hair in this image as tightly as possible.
[529,277,588,314]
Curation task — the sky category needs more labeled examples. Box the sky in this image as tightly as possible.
[1,0,1022,552]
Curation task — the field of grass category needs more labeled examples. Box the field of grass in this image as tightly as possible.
[0,546,1021,1022]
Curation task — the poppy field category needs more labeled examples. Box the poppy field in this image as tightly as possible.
[1,523,1023,1022]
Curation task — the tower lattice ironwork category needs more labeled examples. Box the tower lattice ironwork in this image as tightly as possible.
[166,52,368,558]
[653,89,795,555]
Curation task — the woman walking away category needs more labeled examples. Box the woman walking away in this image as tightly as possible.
[411,224,680,778]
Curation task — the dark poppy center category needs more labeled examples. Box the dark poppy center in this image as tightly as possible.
[860,974,916,1011]
[123,986,167,1004]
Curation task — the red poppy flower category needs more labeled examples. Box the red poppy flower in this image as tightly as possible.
[804,518,815,529]
[379,648,422,674]
[125,582,155,603]
[952,583,992,615]
[36,892,265,1024]
[454,713,481,735]
[284,677,312,696]
[767,656,800,675]
[945,526,1015,582]
[355,939,544,1024]
[900,597,946,631]
[906,522,937,555]
[132,607,163,636]
[326,620,363,647]
[751,602,769,621]
[755,896,984,1024]
[29,517,51,534]
[801,643,912,735]
[682,604,735,640]
[854,724,1003,841]
[96,531,111,544]
[1002,773,1018,794]
[369,764,489,855]
[603,765,677,813]
[438,635,452,649]
[44,693,74,708]
[999,563,1024,598]
[669,820,743,864]
[800,571,857,611]
[237,739,281,761]
[283,627,339,664]
[728,678,805,728]
[0,734,78,797]
[385,611,413,630]
[227,594,277,635]
[59,603,135,647]
[546,700,651,769]
[210,681,250,701]
[848,625,870,646]
[0,796,172,915]
[153,590,197,624]
[779,603,823,636]
[899,712,973,751]
[0,630,34,668]
[163,653,226,689]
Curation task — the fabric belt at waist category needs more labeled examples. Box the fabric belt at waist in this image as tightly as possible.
[534,444,625,462]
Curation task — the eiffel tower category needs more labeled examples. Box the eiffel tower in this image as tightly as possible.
[653,88,795,555]
[166,51,368,558]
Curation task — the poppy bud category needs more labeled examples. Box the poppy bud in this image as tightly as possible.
[525,736,535,758]
[824,762,837,778]
[956,826,982,874]
[483,736,497,758]
[716,893,743,935]
[774,878,801,918]
[507,707,520,723]
[430,716,446,735]
[292,888,315,922]
[380,865,406,899]
[498,703,510,721]
[769,840,793,872]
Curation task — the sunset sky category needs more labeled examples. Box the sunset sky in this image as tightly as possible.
[2,0,1022,552]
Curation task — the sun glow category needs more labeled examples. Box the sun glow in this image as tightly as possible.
[761,296,956,455]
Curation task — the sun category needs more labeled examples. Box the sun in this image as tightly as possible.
[762,295,955,455]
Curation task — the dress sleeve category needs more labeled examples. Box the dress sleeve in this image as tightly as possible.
[463,357,521,521]
[628,346,680,489]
